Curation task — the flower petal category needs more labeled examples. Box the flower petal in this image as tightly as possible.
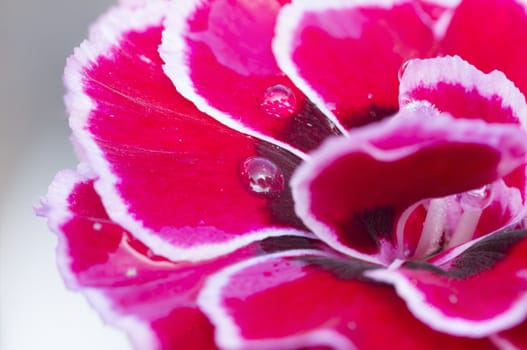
[199,251,497,350]
[273,0,436,129]
[493,320,527,350]
[160,0,341,156]
[41,168,320,349]
[65,2,310,262]
[441,0,527,96]
[399,56,527,126]
[292,105,527,264]
[367,230,527,337]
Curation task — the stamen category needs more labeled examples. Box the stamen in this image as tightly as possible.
[414,199,448,258]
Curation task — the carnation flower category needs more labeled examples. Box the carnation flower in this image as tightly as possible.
[39,0,527,349]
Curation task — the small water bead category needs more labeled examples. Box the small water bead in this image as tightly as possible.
[260,84,297,119]
[240,157,285,198]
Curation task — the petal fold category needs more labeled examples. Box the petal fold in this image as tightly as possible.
[292,106,527,264]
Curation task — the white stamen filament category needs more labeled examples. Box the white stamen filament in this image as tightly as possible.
[446,207,482,249]
[414,199,448,258]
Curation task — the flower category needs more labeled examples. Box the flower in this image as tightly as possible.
[38,0,527,349]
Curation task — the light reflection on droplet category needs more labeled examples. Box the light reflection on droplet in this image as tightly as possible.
[92,222,102,231]
[260,84,297,119]
[459,185,491,209]
[398,60,410,82]
[240,157,285,198]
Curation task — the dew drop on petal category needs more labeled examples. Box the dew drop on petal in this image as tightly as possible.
[240,157,285,198]
[92,222,102,231]
[398,60,410,82]
[260,84,297,118]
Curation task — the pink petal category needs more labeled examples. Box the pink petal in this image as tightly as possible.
[398,56,527,254]
[160,0,341,156]
[292,105,527,264]
[368,230,527,337]
[42,168,320,349]
[441,0,527,97]
[199,251,496,350]
[65,3,311,262]
[399,56,527,126]
[273,0,436,129]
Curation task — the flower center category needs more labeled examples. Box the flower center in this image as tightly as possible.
[410,185,492,260]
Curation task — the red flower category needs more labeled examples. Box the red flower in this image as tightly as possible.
[39,0,527,348]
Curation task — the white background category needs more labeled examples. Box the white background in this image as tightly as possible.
[0,1,130,349]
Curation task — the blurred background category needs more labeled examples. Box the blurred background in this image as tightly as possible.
[0,1,131,348]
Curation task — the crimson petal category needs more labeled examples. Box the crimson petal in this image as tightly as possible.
[368,230,527,337]
[493,320,527,349]
[199,251,496,350]
[160,0,340,156]
[274,0,436,129]
[65,3,311,262]
[41,168,320,349]
[292,105,527,264]
[441,0,527,97]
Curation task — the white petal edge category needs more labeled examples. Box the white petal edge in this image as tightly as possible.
[198,250,356,350]
[40,168,160,350]
[273,0,421,136]
[399,55,527,130]
[291,106,527,266]
[159,0,308,160]
[366,268,527,337]
[64,0,313,263]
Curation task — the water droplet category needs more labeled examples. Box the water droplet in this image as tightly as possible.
[448,294,458,304]
[398,60,410,82]
[126,267,138,277]
[92,222,102,231]
[459,185,491,209]
[260,84,297,118]
[347,321,357,330]
[367,93,374,100]
[240,157,284,198]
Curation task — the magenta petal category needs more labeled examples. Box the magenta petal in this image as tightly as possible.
[199,251,496,350]
[399,56,527,126]
[292,106,527,263]
[441,0,527,97]
[274,0,436,129]
[65,3,311,262]
[43,169,320,349]
[160,0,340,155]
[368,231,527,337]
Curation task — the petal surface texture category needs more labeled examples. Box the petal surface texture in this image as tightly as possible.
[274,0,436,128]
[65,2,309,262]
[199,251,497,350]
[160,0,341,156]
